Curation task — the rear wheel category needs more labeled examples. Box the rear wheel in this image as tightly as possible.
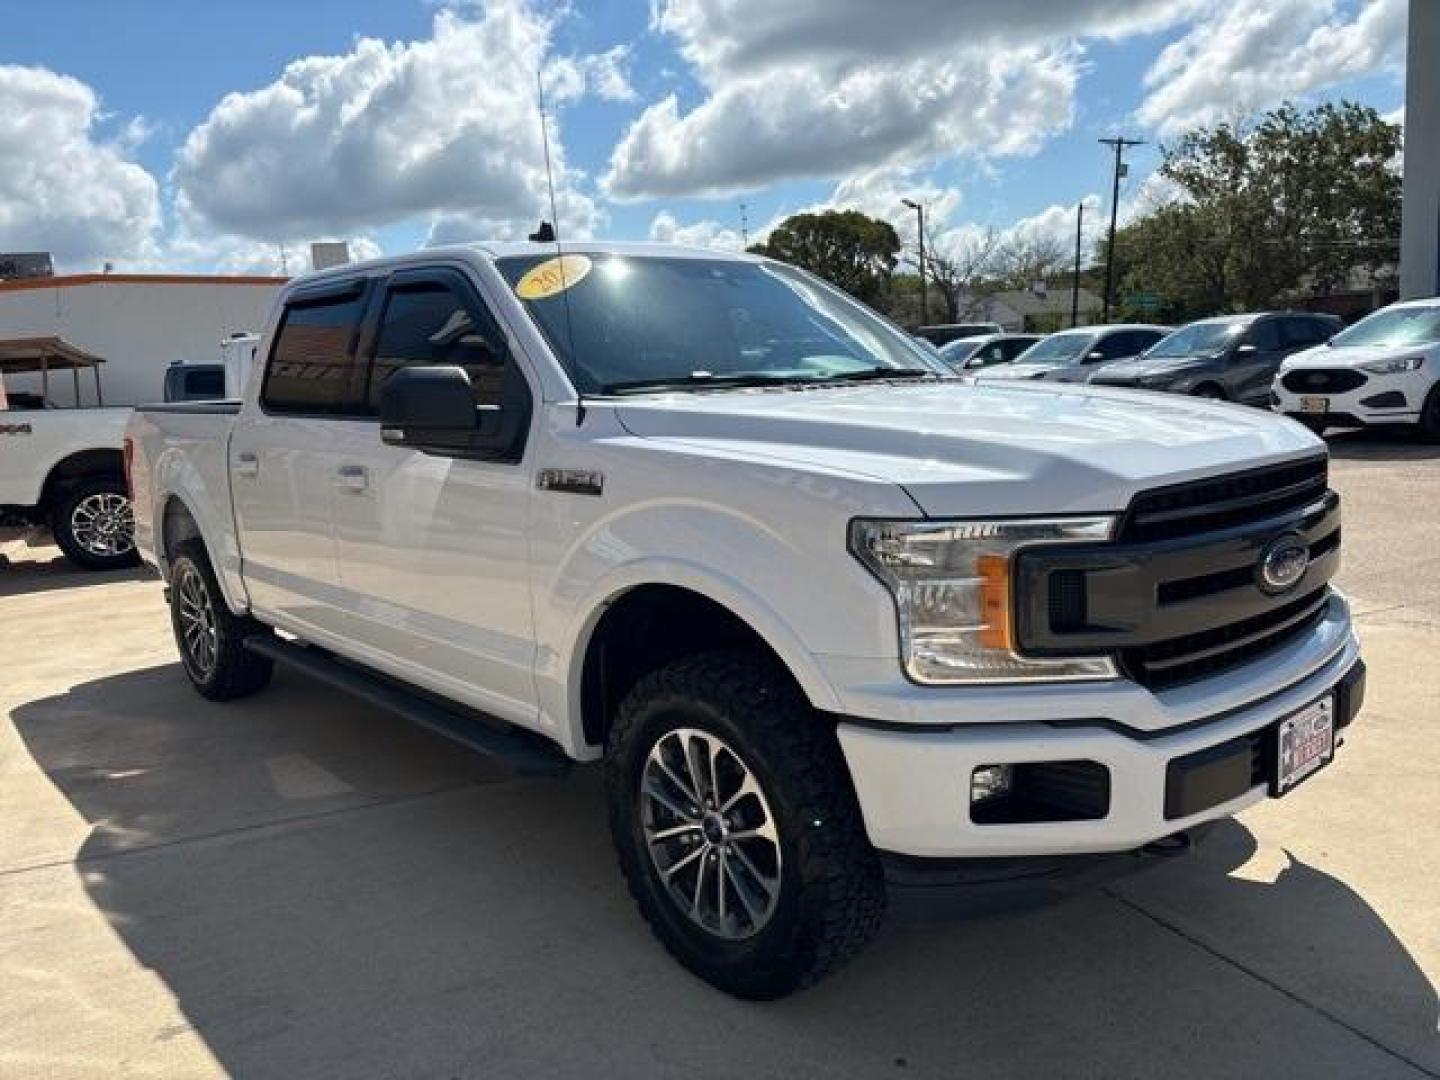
[168,541,273,700]
[606,650,885,999]
[50,476,139,570]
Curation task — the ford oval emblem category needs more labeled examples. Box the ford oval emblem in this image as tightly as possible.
[1257,533,1309,595]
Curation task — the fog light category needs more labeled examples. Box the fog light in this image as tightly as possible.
[971,764,1013,803]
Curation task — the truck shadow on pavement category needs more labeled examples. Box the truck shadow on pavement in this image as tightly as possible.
[9,665,1439,1080]
[0,551,155,598]
[1325,427,1440,461]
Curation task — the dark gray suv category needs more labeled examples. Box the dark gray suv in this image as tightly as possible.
[1089,312,1341,405]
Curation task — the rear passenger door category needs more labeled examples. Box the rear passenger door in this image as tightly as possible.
[325,266,540,725]
[230,280,370,638]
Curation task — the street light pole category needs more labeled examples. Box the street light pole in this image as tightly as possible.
[1071,201,1084,328]
[902,198,927,326]
[1099,136,1144,322]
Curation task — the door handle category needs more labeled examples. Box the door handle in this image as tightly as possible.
[335,464,369,492]
[233,452,259,479]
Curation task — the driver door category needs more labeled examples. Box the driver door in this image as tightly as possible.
[1230,318,1285,404]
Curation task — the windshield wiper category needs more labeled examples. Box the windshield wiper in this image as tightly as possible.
[602,367,941,395]
[602,372,815,395]
[818,366,943,383]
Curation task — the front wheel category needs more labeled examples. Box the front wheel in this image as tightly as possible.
[1420,384,1440,443]
[50,476,140,570]
[605,651,885,999]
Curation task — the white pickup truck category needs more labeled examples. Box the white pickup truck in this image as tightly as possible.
[127,243,1364,998]
[1,340,138,569]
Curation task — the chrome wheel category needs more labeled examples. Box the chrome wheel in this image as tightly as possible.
[175,562,218,679]
[640,727,782,940]
[69,492,135,558]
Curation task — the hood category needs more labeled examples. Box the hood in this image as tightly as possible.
[613,381,1320,518]
[976,362,1062,380]
[1092,355,1209,381]
[1282,341,1436,371]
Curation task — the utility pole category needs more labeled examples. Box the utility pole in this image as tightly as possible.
[902,198,927,326]
[1071,201,1085,328]
[1099,136,1144,322]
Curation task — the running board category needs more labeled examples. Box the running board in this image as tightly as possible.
[243,634,570,777]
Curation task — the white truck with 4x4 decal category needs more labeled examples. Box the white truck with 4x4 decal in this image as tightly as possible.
[0,338,138,569]
[125,243,1365,998]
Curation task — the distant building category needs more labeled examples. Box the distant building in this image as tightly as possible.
[0,273,286,406]
[958,283,1104,333]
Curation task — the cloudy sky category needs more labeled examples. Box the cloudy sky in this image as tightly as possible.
[0,0,1408,274]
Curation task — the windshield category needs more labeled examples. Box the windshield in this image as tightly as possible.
[1015,333,1094,364]
[496,253,945,394]
[1331,305,1440,349]
[1149,320,1246,358]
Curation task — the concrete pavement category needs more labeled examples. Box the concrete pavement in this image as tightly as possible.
[1,435,1437,1079]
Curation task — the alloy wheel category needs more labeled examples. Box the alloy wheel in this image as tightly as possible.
[69,492,135,558]
[639,727,783,941]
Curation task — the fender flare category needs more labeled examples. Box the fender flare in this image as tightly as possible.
[554,557,845,753]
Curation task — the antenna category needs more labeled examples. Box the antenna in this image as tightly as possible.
[536,69,586,426]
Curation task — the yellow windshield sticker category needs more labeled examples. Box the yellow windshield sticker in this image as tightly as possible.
[515,254,592,300]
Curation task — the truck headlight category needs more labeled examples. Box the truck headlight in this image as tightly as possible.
[849,517,1119,684]
[1359,355,1424,374]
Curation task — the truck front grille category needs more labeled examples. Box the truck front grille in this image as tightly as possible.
[1015,455,1338,693]
[1280,369,1367,394]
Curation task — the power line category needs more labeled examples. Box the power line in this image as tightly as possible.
[1099,136,1144,321]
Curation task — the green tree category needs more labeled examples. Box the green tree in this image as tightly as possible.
[1110,101,1400,321]
[750,210,901,306]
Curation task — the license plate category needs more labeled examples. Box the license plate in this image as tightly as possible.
[1300,396,1329,414]
[1274,696,1335,796]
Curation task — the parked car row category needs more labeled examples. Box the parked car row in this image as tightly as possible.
[927,301,1440,441]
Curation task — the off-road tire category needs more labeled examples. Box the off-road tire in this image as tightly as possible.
[605,650,885,999]
[168,541,274,701]
[50,476,140,570]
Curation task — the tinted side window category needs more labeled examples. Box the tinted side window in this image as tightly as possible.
[1248,320,1283,350]
[973,343,1006,367]
[186,368,225,398]
[366,282,510,413]
[1094,333,1132,360]
[262,291,367,414]
[1281,317,1327,347]
[1000,338,1031,361]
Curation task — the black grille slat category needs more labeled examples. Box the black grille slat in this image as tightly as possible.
[1281,369,1367,394]
[1119,456,1328,544]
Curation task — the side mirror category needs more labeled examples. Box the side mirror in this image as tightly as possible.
[380,365,523,459]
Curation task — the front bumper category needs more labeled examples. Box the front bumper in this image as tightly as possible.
[834,611,1362,859]
[1272,368,1428,426]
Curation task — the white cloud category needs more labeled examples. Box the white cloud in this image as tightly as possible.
[647,209,744,250]
[174,1,602,243]
[0,64,160,269]
[605,48,1080,200]
[653,0,1200,79]
[549,45,637,104]
[1137,0,1407,137]
[603,0,1203,200]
